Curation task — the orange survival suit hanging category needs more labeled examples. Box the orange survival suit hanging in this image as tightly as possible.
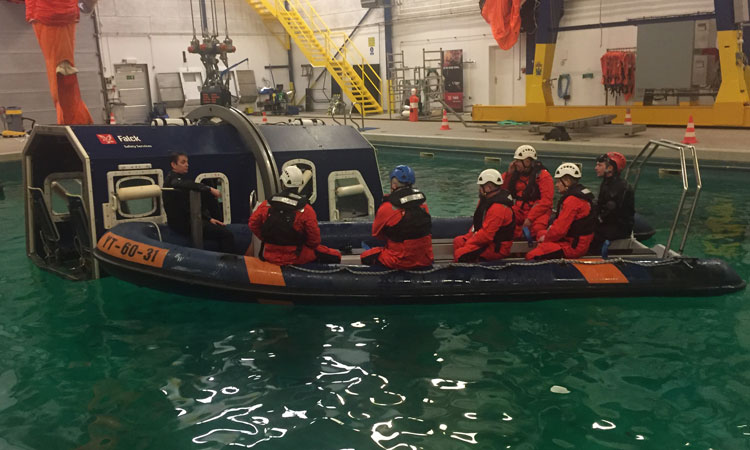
[480,0,523,50]
[25,0,94,125]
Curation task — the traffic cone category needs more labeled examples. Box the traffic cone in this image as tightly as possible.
[623,108,633,126]
[439,109,450,130]
[682,115,698,144]
[262,111,268,123]
[109,111,116,124]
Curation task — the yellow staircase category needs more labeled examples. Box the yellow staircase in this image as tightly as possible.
[246,0,290,50]
[244,0,383,115]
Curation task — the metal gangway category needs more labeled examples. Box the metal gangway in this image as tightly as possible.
[623,139,702,258]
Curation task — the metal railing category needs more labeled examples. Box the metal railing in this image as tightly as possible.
[623,139,702,258]
[349,101,365,130]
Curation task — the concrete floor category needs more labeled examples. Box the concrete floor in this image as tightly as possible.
[3,112,750,165]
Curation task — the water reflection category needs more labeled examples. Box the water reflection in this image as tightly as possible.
[165,311,525,448]
[3,157,750,449]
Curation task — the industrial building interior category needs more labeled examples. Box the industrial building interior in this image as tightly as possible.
[3,3,750,448]
[2,0,750,164]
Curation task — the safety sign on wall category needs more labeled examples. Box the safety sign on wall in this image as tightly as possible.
[443,49,463,112]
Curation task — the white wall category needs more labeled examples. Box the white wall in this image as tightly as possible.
[385,0,717,108]
[95,0,289,109]
[549,0,715,106]
[93,0,720,112]
[551,27,637,106]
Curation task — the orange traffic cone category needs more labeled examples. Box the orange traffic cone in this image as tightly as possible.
[623,108,633,126]
[262,111,268,123]
[682,115,698,144]
[440,109,450,130]
[109,111,116,124]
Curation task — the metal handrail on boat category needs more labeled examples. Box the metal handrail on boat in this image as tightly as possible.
[623,139,702,258]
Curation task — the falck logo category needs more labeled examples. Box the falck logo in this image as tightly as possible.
[97,134,117,145]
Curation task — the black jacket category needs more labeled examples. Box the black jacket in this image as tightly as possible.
[163,171,213,233]
[595,176,635,240]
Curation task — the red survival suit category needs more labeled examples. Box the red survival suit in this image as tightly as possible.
[249,190,341,266]
[526,184,596,260]
[454,189,515,262]
[360,187,433,269]
[26,0,94,125]
[409,93,419,122]
[502,161,554,238]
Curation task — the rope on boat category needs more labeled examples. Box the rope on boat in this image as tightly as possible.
[286,257,686,276]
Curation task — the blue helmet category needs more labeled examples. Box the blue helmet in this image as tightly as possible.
[389,165,416,185]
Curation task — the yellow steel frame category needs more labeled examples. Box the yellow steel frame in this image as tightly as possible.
[473,30,750,127]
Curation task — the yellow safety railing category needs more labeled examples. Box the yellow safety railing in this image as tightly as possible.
[246,0,382,114]
[291,0,382,97]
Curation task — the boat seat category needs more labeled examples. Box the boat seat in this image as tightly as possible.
[30,187,62,264]
[66,195,93,274]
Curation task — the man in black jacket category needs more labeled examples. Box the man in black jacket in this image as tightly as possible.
[163,152,235,252]
[592,152,634,252]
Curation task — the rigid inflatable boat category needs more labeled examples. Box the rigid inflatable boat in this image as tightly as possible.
[94,219,743,305]
[21,105,744,303]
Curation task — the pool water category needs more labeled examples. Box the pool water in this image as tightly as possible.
[0,147,749,450]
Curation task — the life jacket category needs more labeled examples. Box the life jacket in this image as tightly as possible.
[384,187,431,242]
[508,161,546,204]
[601,51,636,101]
[260,190,309,246]
[473,189,516,251]
[555,184,596,247]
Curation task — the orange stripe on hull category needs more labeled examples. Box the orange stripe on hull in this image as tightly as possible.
[97,232,168,268]
[572,260,629,284]
[244,256,286,286]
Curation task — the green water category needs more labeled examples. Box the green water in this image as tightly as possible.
[1,148,749,450]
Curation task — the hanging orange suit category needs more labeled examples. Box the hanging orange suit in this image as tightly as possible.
[480,0,523,50]
[26,0,94,125]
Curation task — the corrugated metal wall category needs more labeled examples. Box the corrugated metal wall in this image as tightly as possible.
[560,0,716,27]
[392,0,716,25]
[0,3,105,125]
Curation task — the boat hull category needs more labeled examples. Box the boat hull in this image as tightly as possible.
[94,223,746,305]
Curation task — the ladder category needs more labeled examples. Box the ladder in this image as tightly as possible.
[422,48,444,116]
[245,0,383,115]
[386,51,421,118]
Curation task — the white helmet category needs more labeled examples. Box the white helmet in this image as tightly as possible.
[514,144,537,160]
[280,165,304,188]
[477,168,503,186]
[554,162,582,179]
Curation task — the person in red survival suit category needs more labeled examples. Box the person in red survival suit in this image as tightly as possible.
[409,88,419,122]
[453,169,515,262]
[526,163,595,260]
[501,144,554,240]
[360,165,433,269]
[249,165,341,266]
[25,0,94,125]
